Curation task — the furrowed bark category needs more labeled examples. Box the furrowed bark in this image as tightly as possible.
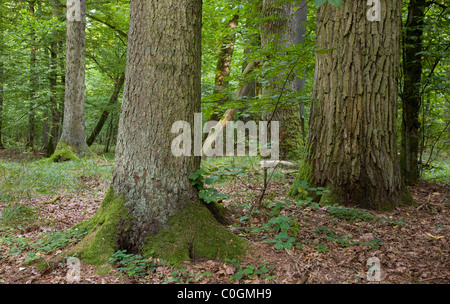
[294,1,413,210]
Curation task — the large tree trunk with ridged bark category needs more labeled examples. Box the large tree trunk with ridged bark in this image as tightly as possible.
[74,0,248,266]
[57,0,87,156]
[260,0,307,160]
[292,1,413,210]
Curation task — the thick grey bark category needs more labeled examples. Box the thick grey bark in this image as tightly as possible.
[112,0,203,250]
[59,0,87,154]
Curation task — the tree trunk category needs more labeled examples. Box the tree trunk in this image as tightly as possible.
[400,0,426,185]
[27,0,37,150]
[292,1,413,210]
[0,59,3,149]
[0,8,4,150]
[103,113,114,153]
[46,0,62,157]
[260,0,307,160]
[86,72,125,147]
[76,0,247,265]
[58,0,87,156]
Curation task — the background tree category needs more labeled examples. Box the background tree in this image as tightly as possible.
[400,0,426,185]
[55,0,88,157]
[0,4,4,150]
[259,0,307,160]
[46,0,63,156]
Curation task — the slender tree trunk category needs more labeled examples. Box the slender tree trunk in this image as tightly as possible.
[0,59,4,150]
[42,108,49,150]
[103,114,114,153]
[58,0,87,155]
[0,8,4,150]
[260,0,307,160]
[400,0,426,185]
[46,0,62,157]
[86,72,125,147]
[76,0,247,265]
[58,38,65,136]
[27,0,37,150]
[293,1,413,210]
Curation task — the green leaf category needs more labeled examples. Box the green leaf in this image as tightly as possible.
[327,0,342,8]
[314,0,327,7]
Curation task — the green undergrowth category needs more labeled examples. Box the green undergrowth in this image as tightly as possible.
[108,250,212,283]
[201,156,295,187]
[45,142,80,163]
[0,224,89,265]
[235,192,406,253]
[70,188,249,267]
[107,250,276,283]
[421,155,450,183]
[43,141,99,164]
[0,158,113,202]
[68,188,131,266]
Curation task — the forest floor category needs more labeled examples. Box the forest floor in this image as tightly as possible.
[0,149,448,284]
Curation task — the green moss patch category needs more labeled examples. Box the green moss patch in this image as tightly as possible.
[45,142,80,163]
[288,160,313,199]
[70,188,131,266]
[143,202,249,265]
[44,141,99,163]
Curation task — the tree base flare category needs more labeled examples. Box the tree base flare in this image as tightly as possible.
[142,202,249,265]
[71,188,249,266]
[45,141,98,163]
[46,141,80,162]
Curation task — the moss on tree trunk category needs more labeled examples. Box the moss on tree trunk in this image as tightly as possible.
[72,188,248,266]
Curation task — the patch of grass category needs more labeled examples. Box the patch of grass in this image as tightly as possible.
[326,204,405,227]
[421,155,450,183]
[0,158,113,200]
[0,203,37,226]
[0,226,89,264]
